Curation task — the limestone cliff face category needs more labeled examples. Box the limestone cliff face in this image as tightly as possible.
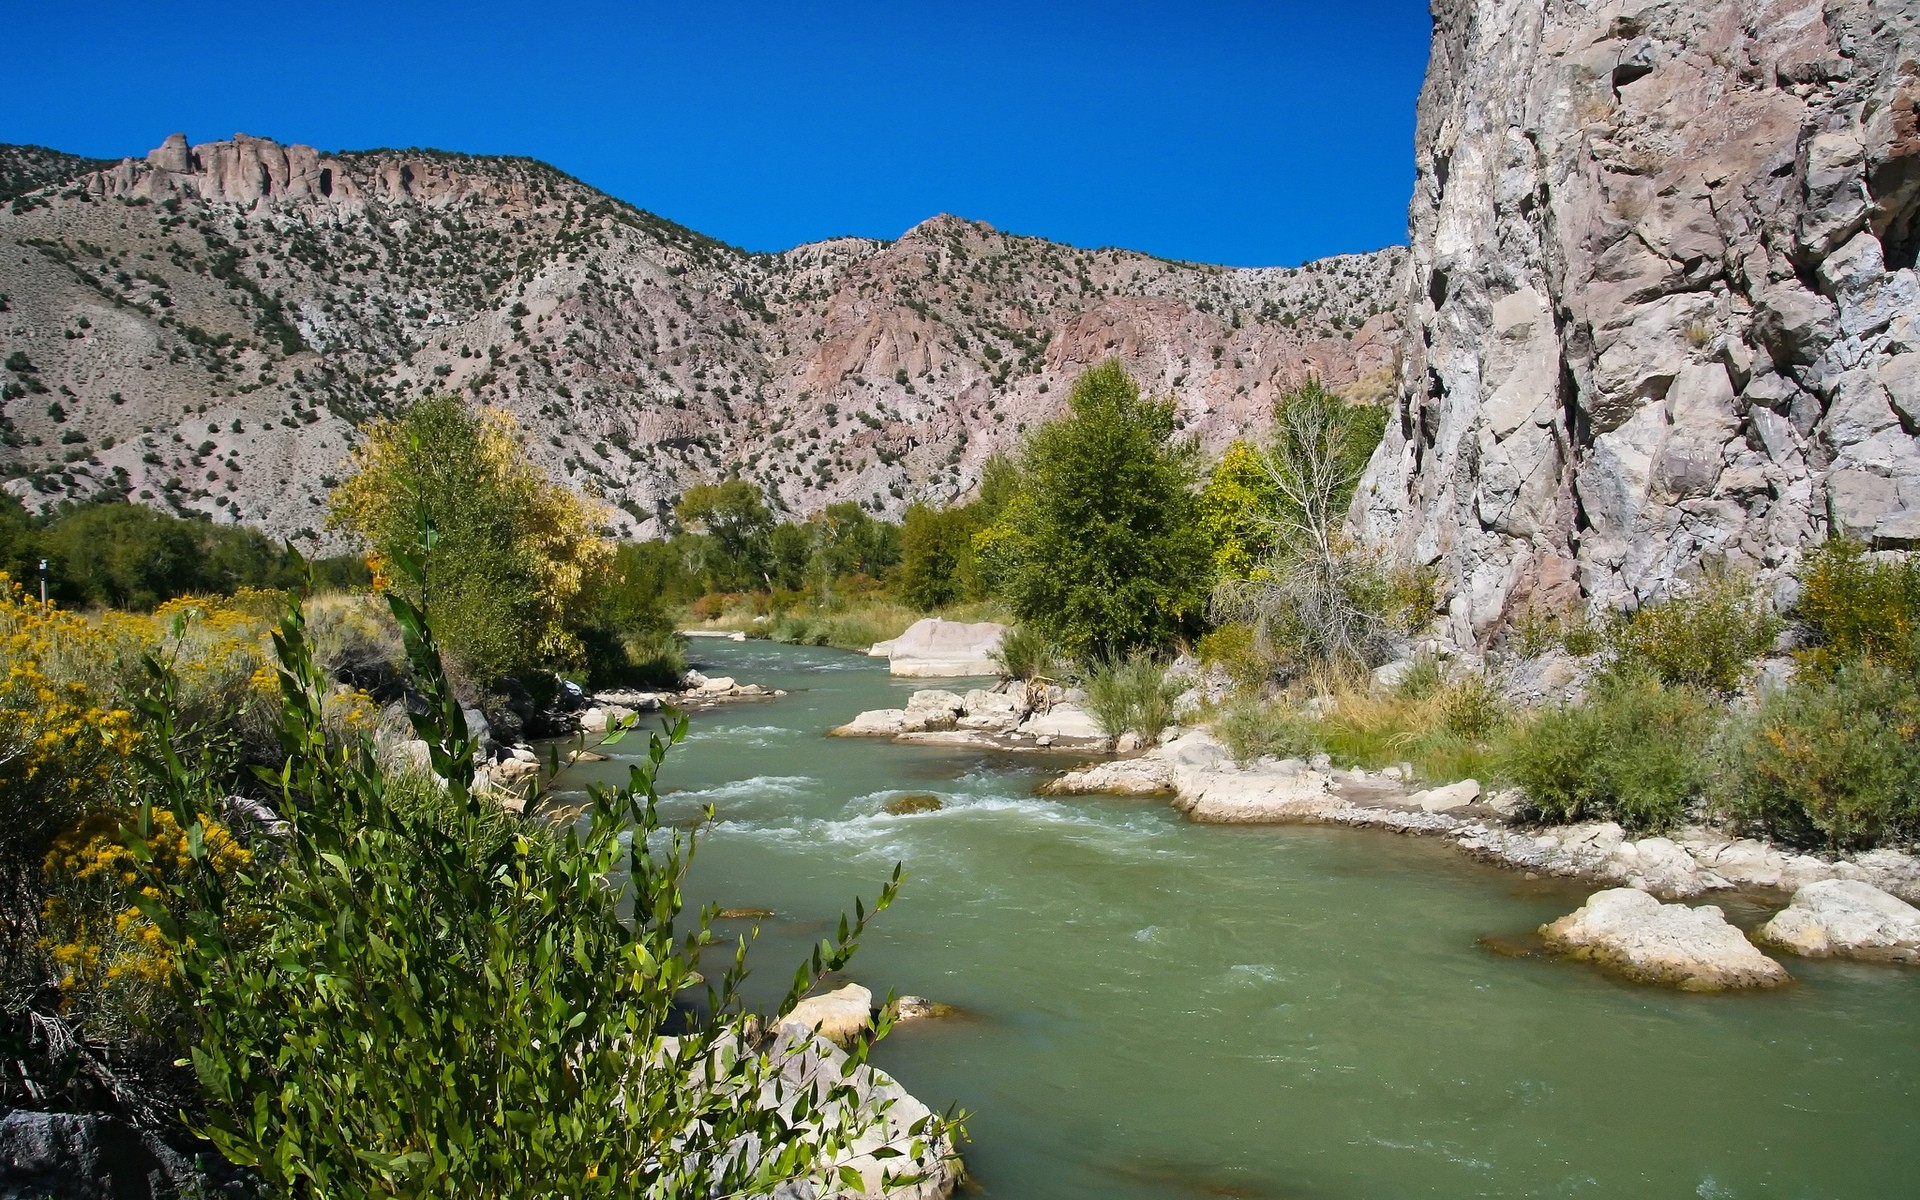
[1357,0,1920,644]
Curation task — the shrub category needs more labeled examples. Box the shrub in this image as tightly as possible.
[1496,667,1716,832]
[1081,653,1182,740]
[1794,538,1920,678]
[1215,695,1318,763]
[1195,622,1271,690]
[1394,651,1444,701]
[1438,672,1506,740]
[1714,660,1920,850]
[993,623,1059,682]
[136,572,957,1196]
[1606,573,1779,693]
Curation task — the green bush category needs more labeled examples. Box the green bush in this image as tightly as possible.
[1215,696,1318,763]
[1394,652,1444,701]
[1497,668,1716,832]
[1195,622,1272,690]
[1794,538,1920,677]
[1606,573,1779,693]
[1714,660,1920,850]
[1438,672,1506,740]
[135,571,957,1196]
[1081,653,1182,741]
[992,623,1058,682]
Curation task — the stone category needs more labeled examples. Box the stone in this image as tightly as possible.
[882,792,944,815]
[778,983,875,1048]
[1020,703,1105,740]
[716,907,776,920]
[1410,778,1481,812]
[892,995,959,1023]
[1756,879,1920,963]
[0,1110,199,1200]
[886,619,1008,677]
[1539,889,1790,991]
[697,675,737,693]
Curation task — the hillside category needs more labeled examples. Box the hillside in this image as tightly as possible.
[0,133,1403,543]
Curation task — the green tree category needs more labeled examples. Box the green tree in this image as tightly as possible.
[328,397,612,680]
[674,479,774,591]
[978,360,1209,657]
[898,504,980,610]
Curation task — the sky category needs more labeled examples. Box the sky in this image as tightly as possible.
[4,1,1432,268]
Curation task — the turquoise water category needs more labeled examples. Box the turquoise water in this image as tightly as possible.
[557,640,1920,1199]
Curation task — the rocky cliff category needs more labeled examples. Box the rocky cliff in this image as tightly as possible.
[0,134,1402,542]
[1357,0,1920,645]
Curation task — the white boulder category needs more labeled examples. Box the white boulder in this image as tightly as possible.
[1539,888,1791,991]
[886,619,1007,677]
[1756,879,1920,963]
[1410,778,1481,812]
[778,983,874,1048]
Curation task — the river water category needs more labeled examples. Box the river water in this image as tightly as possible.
[557,638,1920,1199]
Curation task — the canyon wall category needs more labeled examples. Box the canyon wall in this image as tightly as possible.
[1358,0,1920,644]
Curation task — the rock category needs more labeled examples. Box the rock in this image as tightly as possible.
[1114,732,1144,754]
[565,749,609,764]
[681,669,708,689]
[778,983,874,1048]
[891,995,959,1023]
[697,675,737,694]
[1410,778,1481,812]
[1020,703,1104,740]
[0,1110,200,1200]
[905,689,966,715]
[1539,889,1790,991]
[865,639,896,658]
[882,793,943,815]
[716,907,776,920]
[886,618,1008,677]
[1756,880,1920,963]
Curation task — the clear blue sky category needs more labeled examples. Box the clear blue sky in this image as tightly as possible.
[5,1,1431,268]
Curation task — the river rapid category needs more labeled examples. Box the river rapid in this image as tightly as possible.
[555,639,1920,1200]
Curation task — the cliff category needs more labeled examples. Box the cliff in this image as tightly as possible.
[1357,0,1920,644]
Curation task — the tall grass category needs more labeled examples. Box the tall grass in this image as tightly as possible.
[1081,654,1183,740]
[1209,670,1508,782]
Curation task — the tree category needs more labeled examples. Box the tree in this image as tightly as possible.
[898,504,979,611]
[674,479,773,591]
[328,396,611,679]
[977,360,1209,658]
[1209,379,1408,674]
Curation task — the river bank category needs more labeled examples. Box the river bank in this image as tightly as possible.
[549,637,1920,1198]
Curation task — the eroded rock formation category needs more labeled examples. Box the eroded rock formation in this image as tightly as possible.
[1358,0,1920,644]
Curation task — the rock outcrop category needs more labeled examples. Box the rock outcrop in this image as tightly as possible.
[1756,877,1920,961]
[778,983,876,1049]
[1358,0,1920,643]
[1539,888,1791,990]
[881,620,1007,678]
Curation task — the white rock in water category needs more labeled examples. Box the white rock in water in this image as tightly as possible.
[887,618,1007,677]
[1756,879,1920,963]
[1411,778,1481,812]
[866,639,896,658]
[1021,703,1104,740]
[1540,888,1790,991]
[778,983,873,1048]
[698,675,737,693]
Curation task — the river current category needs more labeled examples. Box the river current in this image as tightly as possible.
[556,638,1920,1199]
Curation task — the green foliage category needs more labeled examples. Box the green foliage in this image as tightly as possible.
[992,623,1058,683]
[979,360,1210,658]
[135,561,954,1198]
[1081,654,1182,741]
[1794,538,1920,678]
[675,478,774,591]
[1215,695,1318,763]
[1394,652,1444,701]
[1714,660,1920,851]
[1496,668,1716,832]
[1195,622,1274,691]
[1605,574,1779,693]
[898,504,981,610]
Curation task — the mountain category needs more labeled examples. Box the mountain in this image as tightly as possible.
[0,133,1403,544]
[1356,0,1920,644]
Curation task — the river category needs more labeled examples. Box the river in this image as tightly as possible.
[555,638,1920,1199]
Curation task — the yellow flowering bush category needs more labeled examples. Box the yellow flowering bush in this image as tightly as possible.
[40,806,251,1034]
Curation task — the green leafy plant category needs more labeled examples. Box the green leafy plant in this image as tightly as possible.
[1195,622,1272,691]
[1214,695,1318,763]
[1794,538,1920,678]
[1605,573,1779,694]
[1081,653,1183,741]
[992,623,1058,683]
[132,551,960,1198]
[1496,667,1715,833]
[1713,660,1920,851]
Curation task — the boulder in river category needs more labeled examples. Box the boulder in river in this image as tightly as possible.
[883,793,944,815]
[1411,779,1481,812]
[1539,888,1791,991]
[885,618,1007,677]
[778,983,874,1048]
[891,995,960,1023]
[1755,879,1920,964]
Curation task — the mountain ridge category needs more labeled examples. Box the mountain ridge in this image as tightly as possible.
[0,132,1403,545]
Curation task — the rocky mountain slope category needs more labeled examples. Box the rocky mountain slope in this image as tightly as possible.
[0,134,1402,543]
[1356,0,1920,644]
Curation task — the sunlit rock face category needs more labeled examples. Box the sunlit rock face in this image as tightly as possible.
[1357,0,1920,645]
